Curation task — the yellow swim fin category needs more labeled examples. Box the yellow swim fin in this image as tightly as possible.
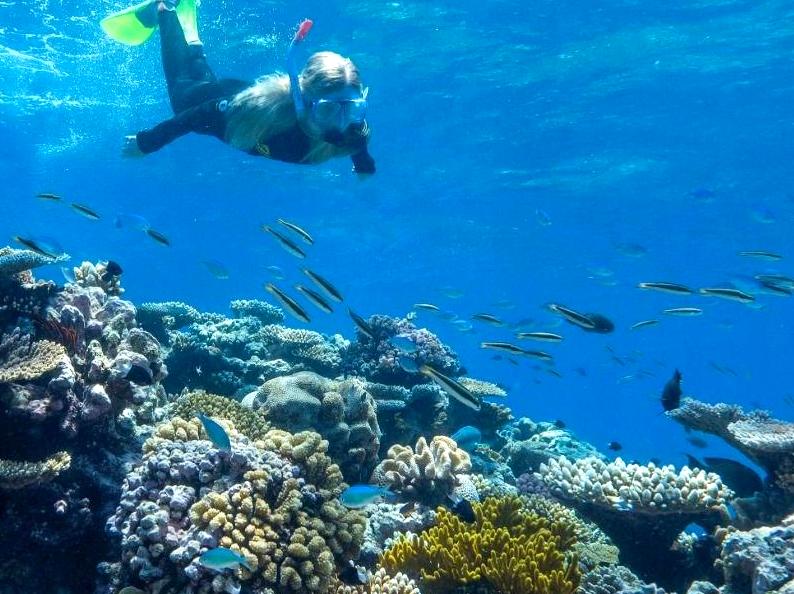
[100,0,199,46]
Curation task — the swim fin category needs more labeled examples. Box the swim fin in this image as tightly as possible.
[101,0,199,46]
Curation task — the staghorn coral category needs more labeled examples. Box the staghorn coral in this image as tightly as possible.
[0,451,71,489]
[250,372,380,481]
[371,435,477,505]
[230,298,285,324]
[332,567,422,594]
[0,333,66,384]
[170,390,271,441]
[380,496,580,594]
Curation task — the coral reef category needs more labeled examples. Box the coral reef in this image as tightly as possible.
[332,568,422,594]
[371,436,478,505]
[248,372,380,481]
[72,260,124,296]
[380,496,580,594]
[170,390,271,440]
[500,421,605,475]
[577,565,667,594]
[361,502,437,565]
[0,450,71,489]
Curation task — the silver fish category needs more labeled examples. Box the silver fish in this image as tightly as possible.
[547,303,596,329]
[637,282,694,295]
[698,287,755,304]
[419,365,480,411]
[277,218,314,245]
[295,284,334,313]
[515,331,563,342]
[630,319,659,330]
[263,225,306,258]
[302,268,343,302]
[265,283,311,323]
[663,307,703,317]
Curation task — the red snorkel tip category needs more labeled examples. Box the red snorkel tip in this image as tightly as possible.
[293,19,313,43]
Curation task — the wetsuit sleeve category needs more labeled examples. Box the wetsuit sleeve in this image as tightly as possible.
[135,100,224,154]
[351,147,375,174]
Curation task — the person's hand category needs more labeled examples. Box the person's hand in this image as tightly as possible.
[122,135,145,158]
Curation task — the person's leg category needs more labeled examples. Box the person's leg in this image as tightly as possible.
[158,5,217,113]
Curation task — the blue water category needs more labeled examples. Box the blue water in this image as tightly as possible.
[2,0,792,468]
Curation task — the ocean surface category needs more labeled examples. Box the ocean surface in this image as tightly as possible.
[2,0,792,469]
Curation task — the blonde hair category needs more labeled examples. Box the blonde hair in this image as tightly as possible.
[225,51,369,163]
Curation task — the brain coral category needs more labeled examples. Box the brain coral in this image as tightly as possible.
[371,435,478,506]
[250,372,380,482]
[380,496,580,594]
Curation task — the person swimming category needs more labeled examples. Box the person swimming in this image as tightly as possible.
[101,0,375,174]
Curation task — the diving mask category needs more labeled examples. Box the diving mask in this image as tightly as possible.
[311,87,368,131]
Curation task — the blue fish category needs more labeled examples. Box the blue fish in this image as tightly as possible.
[202,259,230,279]
[451,425,482,449]
[198,547,251,571]
[340,485,397,508]
[196,413,231,451]
[114,212,151,231]
[389,334,418,354]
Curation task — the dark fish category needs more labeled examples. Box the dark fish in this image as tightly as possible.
[480,341,527,355]
[146,228,171,246]
[265,283,311,323]
[398,501,417,517]
[584,313,614,334]
[687,455,763,498]
[419,365,480,411]
[638,282,694,295]
[471,313,505,327]
[36,192,61,201]
[447,494,476,523]
[101,260,123,283]
[277,218,314,245]
[687,436,708,449]
[546,368,563,378]
[661,369,682,412]
[553,419,566,429]
[348,308,375,340]
[607,441,623,451]
[685,454,703,469]
[13,235,60,258]
[295,284,333,313]
[301,268,343,302]
[339,560,369,586]
[548,303,596,330]
[262,225,306,258]
[70,202,100,220]
[699,287,755,304]
[738,250,783,261]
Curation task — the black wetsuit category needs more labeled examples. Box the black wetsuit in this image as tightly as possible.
[135,10,375,173]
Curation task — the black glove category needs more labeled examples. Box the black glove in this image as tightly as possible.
[351,149,375,174]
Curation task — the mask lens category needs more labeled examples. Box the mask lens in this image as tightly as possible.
[313,100,343,126]
[345,98,367,123]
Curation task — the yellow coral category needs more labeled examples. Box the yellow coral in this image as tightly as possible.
[380,496,579,594]
[332,568,422,594]
[170,390,271,441]
[0,340,66,384]
[144,416,242,453]
[0,451,71,489]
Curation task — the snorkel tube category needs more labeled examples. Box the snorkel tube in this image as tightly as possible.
[287,19,313,120]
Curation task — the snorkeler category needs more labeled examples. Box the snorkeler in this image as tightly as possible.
[101,0,375,174]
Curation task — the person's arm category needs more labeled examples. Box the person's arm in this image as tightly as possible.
[131,100,220,154]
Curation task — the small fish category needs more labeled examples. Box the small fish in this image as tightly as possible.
[339,560,369,586]
[301,268,343,302]
[146,228,171,246]
[262,225,306,258]
[202,259,230,279]
[471,313,505,326]
[36,192,61,201]
[607,441,623,451]
[277,218,314,245]
[547,303,596,330]
[738,250,783,261]
[419,364,480,411]
[101,260,123,283]
[553,419,566,429]
[198,547,252,571]
[114,212,150,231]
[480,342,527,355]
[295,284,333,313]
[389,334,418,354]
[631,319,659,330]
[546,368,562,378]
[605,495,634,511]
[265,265,286,280]
[413,303,440,312]
[70,202,100,220]
[698,287,755,304]
[755,274,794,290]
[615,242,648,258]
[663,307,703,316]
[446,493,476,523]
[398,355,419,373]
[61,266,75,283]
[348,308,375,339]
[13,235,61,259]
[637,281,694,295]
[687,436,708,449]
[340,484,396,508]
[583,313,614,334]
[661,369,682,412]
[515,331,563,342]
[451,425,482,449]
[196,413,231,451]
[265,284,311,323]
[398,501,417,517]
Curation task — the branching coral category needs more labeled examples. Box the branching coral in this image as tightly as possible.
[0,334,66,384]
[371,436,477,505]
[170,390,271,441]
[380,496,580,594]
[0,451,71,489]
[230,299,284,324]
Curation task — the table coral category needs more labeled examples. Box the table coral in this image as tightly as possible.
[0,451,71,489]
[371,435,478,505]
[380,496,580,594]
[0,247,68,277]
[0,333,66,383]
[250,372,380,481]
